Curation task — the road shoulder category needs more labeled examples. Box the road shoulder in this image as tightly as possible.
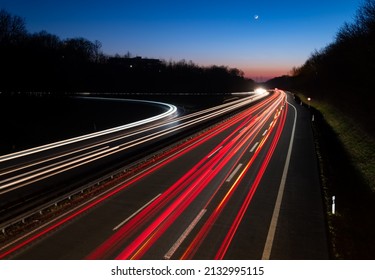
[267,93,329,259]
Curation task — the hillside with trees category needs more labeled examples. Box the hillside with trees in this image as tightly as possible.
[266,0,375,259]
[0,9,254,94]
[267,0,375,136]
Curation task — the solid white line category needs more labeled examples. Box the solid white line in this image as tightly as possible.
[164,209,207,260]
[207,146,223,158]
[262,129,268,136]
[226,163,243,183]
[250,142,259,153]
[112,194,162,231]
[262,100,297,260]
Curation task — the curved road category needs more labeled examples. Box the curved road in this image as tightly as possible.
[0,91,328,259]
[0,94,267,221]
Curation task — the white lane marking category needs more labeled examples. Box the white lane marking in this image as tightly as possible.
[262,100,297,260]
[226,163,243,183]
[207,146,223,158]
[250,142,259,153]
[262,129,268,136]
[112,194,162,231]
[164,209,207,260]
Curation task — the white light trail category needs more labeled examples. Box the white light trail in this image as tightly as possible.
[0,100,177,163]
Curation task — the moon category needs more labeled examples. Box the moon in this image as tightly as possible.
[254,15,259,20]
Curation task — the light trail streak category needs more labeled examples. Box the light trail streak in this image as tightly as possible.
[0,118,220,258]
[207,146,223,159]
[0,146,110,187]
[215,102,287,259]
[0,92,267,165]
[0,143,107,177]
[93,141,233,259]
[112,193,162,231]
[0,93,268,194]
[112,93,285,260]
[262,101,297,260]
[87,98,275,259]
[164,209,207,260]
[64,97,274,260]
[0,91,284,260]
[0,120,224,259]
[0,100,177,163]
[115,167,215,260]
[0,146,120,194]
[180,91,286,260]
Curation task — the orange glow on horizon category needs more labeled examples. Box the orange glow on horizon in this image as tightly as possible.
[242,67,291,82]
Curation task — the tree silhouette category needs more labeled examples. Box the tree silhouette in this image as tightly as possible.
[0,9,254,94]
[0,9,27,45]
[267,0,375,135]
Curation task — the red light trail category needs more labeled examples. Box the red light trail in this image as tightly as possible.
[89,91,287,260]
[0,90,289,260]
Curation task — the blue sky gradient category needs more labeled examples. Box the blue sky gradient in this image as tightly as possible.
[1,0,363,80]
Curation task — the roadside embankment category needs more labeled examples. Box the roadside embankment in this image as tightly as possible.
[294,92,375,259]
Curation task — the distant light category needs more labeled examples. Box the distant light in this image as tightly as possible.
[255,88,267,95]
[307,97,311,101]
[254,15,259,20]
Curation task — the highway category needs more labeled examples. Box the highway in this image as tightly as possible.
[0,90,328,259]
[0,94,267,222]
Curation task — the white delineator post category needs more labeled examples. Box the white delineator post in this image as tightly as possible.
[332,196,336,214]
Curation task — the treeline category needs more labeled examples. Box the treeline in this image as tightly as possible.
[267,0,375,134]
[0,9,254,94]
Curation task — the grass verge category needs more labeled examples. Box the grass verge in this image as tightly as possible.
[295,92,375,259]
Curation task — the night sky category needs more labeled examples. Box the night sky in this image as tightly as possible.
[1,0,363,80]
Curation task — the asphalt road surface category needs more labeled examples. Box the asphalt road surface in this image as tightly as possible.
[0,94,267,222]
[0,90,328,259]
